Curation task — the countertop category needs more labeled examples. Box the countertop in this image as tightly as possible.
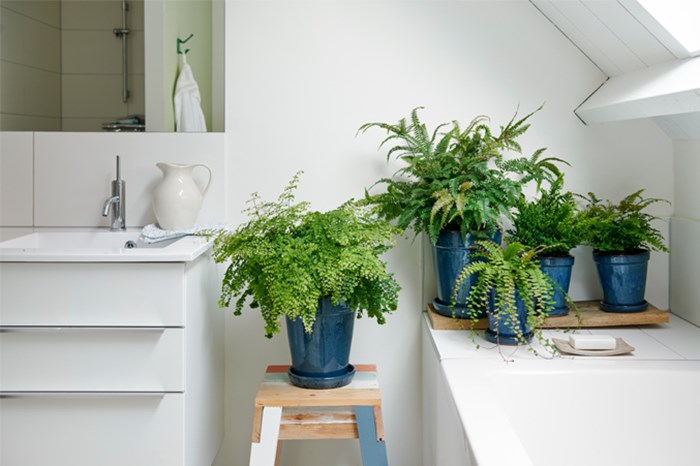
[425,310,700,362]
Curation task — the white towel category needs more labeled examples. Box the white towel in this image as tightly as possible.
[140,223,226,244]
[174,54,207,132]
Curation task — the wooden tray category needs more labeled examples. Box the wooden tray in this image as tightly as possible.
[427,300,669,331]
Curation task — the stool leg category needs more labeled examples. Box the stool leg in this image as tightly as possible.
[250,407,282,466]
[275,441,283,466]
[355,406,388,466]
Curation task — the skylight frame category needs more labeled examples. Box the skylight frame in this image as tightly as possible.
[636,0,700,56]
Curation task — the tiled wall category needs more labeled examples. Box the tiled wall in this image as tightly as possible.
[0,0,62,131]
[671,140,700,326]
[0,131,225,229]
[0,0,145,132]
[61,0,145,131]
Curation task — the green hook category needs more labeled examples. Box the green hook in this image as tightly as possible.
[177,34,194,55]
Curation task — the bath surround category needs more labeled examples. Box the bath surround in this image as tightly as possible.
[422,312,700,466]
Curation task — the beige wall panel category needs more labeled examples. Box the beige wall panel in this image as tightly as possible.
[24,67,61,118]
[62,30,123,75]
[23,0,61,27]
[61,117,105,132]
[62,74,126,119]
[126,74,145,116]
[0,61,25,115]
[61,0,120,30]
[129,30,145,75]
[0,114,60,132]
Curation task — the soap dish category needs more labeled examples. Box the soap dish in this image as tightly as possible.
[553,337,635,356]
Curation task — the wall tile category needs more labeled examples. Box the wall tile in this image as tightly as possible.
[61,117,107,132]
[0,60,25,115]
[21,10,61,73]
[61,0,120,31]
[2,1,61,28]
[130,0,144,30]
[0,7,61,72]
[62,30,122,75]
[0,132,34,226]
[24,67,62,118]
[670,217,700,327]
[23,0,61,28]
[128,29,145,75]
[1,114,60,132]
[62,74,127,118]
[0,227,34,241]
[0,7,24,65]
[673,140,700,220]
[1,2,23,15]
[126,74,145,116]
[34,132,226,227]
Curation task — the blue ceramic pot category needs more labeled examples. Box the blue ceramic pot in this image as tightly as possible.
[593,250,650,312]
[432,229,502,318]
[486,289,533,345]
[285,297,356,389]
[539,254,575,316]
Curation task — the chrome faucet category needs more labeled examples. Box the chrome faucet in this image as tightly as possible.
[102,155,126,231]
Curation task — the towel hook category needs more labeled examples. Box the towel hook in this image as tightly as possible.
[177,34,194,55]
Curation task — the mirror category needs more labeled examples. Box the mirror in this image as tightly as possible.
[0,0,224,132]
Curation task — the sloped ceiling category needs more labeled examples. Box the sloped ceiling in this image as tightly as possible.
[531,0,700,139]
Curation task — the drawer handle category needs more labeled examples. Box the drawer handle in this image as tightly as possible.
[0,391,174,399]
[0,326,169,333]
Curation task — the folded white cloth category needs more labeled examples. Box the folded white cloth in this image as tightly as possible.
[140,223,226,244]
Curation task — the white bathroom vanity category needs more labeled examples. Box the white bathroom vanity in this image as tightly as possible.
[0,230,224,466]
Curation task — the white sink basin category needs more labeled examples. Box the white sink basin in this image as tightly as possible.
[0,230,211,262]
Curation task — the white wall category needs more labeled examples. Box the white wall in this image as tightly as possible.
[0,131,225,230]
[671,140,700,326]
[219,2,673,466]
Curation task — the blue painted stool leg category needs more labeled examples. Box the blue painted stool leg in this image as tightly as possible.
[355,406,388,466]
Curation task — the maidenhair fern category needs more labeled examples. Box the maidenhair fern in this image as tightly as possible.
[452,240,555,348]
[211,173,401,338]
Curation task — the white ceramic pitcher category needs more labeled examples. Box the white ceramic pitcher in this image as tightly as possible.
[152,162,212,230]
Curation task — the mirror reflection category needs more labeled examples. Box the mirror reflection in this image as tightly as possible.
[0,0,224,132]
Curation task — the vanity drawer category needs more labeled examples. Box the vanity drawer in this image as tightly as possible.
[0,262,185,326]
[0,393,184,466]
[0,327,183,391]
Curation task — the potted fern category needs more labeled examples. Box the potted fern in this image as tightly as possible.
[578,190,669,312]
[509,176,580,315]
[211,173,400,388]
[452,240,554,345]
[359,106,563,318]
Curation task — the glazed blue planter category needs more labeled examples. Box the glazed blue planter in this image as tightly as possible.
[432,229,502,318]
[539,255,575,316]
[486,289,533,345]
[593,250,650,312]
[285,297,356,389]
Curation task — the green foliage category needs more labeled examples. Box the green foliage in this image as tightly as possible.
[211,173,401,338]
[508,176,580,256]
[452,240,555,347]
[358,106,566,243]
[578,190,669,254]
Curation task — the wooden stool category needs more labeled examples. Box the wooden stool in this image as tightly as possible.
[249,364,388,466]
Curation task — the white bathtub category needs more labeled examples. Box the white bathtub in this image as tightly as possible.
[441,359,700,466]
